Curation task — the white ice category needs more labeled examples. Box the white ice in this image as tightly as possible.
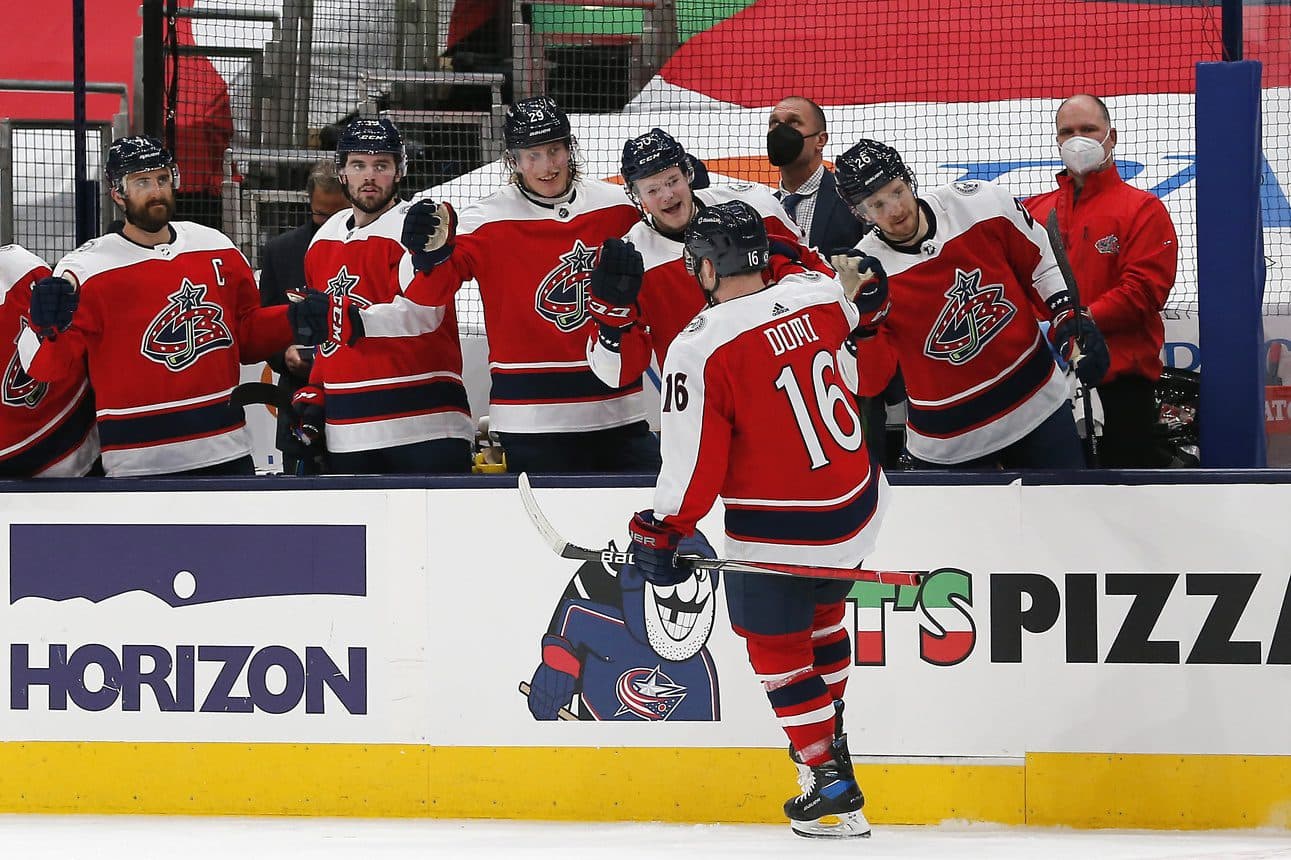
[1,816,1289,860]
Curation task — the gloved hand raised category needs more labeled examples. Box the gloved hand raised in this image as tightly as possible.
[829,249,890,335]
[401,199,457,274]
[30,276,79,341]
[588,238,645,330]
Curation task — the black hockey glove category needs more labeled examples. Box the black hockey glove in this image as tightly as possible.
[401,199,457,274]
[589,238,644,330]
[628,509,689,586]
[527,634,582,720]
[287,288,365,347]
[30,275,79,341]
[290,385,325,449]
[1048,307,1110,386]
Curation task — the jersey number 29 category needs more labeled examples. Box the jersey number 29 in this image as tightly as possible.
[773,349,864,469]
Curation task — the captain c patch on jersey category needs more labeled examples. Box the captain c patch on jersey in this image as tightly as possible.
[141,278,234,370]
[924,268,1017,366]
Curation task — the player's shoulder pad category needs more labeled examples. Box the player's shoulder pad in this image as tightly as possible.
[0,244,51,290]
[676,310,710,340]
[456,186,523,234]
[700,181,778,213]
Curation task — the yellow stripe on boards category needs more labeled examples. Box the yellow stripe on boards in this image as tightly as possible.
[0,743,1284,831]
[1027,753,1291,830]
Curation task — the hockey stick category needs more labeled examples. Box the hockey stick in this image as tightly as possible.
[1045,210,1099,467]
[517,473,924,586]
[228,381,294,413]
[517,681,579,721]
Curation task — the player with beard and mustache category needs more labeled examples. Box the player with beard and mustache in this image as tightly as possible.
[18,136,293,477]
[285,117,474,474]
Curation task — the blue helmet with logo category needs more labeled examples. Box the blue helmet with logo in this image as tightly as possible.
[334,117,407,178]
[105,135,179,191]
[683,200,769,278]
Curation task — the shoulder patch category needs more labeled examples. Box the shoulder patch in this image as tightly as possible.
[952,180,983,195]
[728,181,754,192]
[680,314,708,336]
[799,270,822,281]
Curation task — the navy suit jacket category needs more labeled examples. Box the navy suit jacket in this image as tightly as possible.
[258,219,322,455]
[807,168,868,255]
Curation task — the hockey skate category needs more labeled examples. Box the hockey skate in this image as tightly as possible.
[783,736,871,839]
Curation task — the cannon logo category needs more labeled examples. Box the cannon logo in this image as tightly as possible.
[9,523,368,714]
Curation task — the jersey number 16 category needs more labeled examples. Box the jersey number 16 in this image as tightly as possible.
[774,349,864,470]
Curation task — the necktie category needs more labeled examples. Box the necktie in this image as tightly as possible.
[781,192,805,222]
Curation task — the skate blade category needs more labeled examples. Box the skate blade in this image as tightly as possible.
[789,810,872,839]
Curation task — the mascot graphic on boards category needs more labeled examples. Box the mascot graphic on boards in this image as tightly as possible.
[522,532,721,721]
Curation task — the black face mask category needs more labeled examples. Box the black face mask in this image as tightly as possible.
[767,124,820,167]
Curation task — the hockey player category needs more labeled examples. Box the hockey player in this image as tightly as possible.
[293,97,659,474]
[587,127,831,389]
[288,118,473,474]
[0,245,98,477]
[19,136,293,477]
[627,201,885,839]
[832,139,1108,468]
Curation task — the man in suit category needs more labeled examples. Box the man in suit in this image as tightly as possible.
[767,95,866,255]
[258,159,348,474]
[767,95,904,467]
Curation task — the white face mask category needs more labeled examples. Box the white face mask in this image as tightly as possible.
[1060,129,1112,174]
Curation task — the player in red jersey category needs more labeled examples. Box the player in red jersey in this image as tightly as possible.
[289,118,474,474]
[19,137,292,477]
[627,201,885,839]
[833,139,1108,468]
[0,245,98,477]
[587,127,830,390]
[295,98,660,474]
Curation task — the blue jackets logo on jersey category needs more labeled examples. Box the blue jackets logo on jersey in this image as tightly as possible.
[614,665,687,720]
[3,318,48,408]
[141,278,234,370]
[318,265,371,357]
[535,240,598,332]
[924,268,1017,366]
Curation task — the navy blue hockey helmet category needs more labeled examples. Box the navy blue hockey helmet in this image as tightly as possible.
[683,200,769,278]
[334,117,407,177]
[834,139,916,209]
[105,135,179,191]
[620,128,692,187]
[503,97,571,150]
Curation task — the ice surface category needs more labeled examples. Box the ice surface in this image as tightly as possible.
[1,815,1289,860]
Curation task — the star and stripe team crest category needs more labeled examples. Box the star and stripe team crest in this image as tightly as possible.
[535,240,599,332]
[4,317,48,408]
[924,268,1016,366]
[614,665,688,720]
[140,279,234,370]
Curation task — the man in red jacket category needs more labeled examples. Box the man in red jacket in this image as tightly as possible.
[1025,94,1179,467]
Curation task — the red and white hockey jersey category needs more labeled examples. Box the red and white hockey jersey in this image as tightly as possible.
[387,179,644,434]
[18,223,292,477]
[587,182,832,388]
[0,246,97,477]
[305,204,473,453]
[654,270,888,567]
[851,180,1070,464]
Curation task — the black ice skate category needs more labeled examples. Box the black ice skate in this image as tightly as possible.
[783,737,871,839]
